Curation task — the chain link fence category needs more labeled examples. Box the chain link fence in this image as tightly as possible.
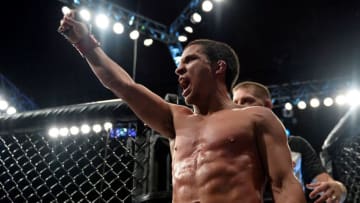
[321,106,360,203]
[0,100,171,203]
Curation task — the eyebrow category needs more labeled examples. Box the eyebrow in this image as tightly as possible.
[180,54,197,64]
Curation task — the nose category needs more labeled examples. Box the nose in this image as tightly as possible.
[175,64,186,76]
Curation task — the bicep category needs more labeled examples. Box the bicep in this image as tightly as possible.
[121,83,176,138]
[256,110,305,202]
[256,111,293,182]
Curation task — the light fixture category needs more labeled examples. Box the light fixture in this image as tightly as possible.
[323,97,333,107]
[297,101,307,110]
[48,127,59,138]
[61,6,71,15]
[335,94,346,106]
[284,102,293,110]
[129,30,140,40]
[178,35,188,42]
[202,0,214,12]
[143,38,153,47]
[0,99,8,110]
[92,124,102,133]
[113,22,124,34]
[70,126,80,135]
[95,14,110,29]
[80,124,91,134]
[6,106,16,115]
[190,12,202,24]
[79,9,91,22]
[309,98,320,108]
[184,26,193,33]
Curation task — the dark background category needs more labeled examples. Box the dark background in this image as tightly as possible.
[1,0,360,152]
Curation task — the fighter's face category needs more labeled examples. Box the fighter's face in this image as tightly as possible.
[232,88,266,107]
[175,44,213,104]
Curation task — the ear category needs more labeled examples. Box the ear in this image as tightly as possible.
[264,99,273,109]
[215,60,226,75]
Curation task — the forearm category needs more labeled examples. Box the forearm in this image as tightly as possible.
[84,46,135,96]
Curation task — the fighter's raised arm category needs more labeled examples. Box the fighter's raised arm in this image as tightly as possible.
[59,10,176,138]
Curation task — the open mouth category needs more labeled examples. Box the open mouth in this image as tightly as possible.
[178,77,191,97]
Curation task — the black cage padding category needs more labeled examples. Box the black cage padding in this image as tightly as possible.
[0,99,136,134]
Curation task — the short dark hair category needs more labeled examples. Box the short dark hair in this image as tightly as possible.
[185,39,240,92]
[233,81,271,100]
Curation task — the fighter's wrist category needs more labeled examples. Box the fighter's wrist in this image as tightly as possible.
[72,34,101,58]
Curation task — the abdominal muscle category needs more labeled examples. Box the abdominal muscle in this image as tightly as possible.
[171,149,264,203]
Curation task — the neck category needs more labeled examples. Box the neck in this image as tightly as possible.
[193,85,234,115]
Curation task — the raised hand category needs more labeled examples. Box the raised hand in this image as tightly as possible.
[58,10,89,44]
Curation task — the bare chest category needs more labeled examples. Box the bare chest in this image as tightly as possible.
[172,111,257,159]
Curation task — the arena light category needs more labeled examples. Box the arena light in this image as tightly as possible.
[309,98,320,108]
[129,30,140,40]
[80,124,91,134]
[95,14,110,29]
[61,6,71,15]
[104,122,113,131]
[297,100,307,110]
[143,38,153,47]
[190,12,202,24]
[79,8,91,22]
[323,97,334,107]
[284,102,293,110]
[6,106,16,115]
[48,127,59,138]
[113,22,124,34]
[346,89,360,107]
[59,127,69,137]
[0,99,8,110]
[184,26,193,33]
[70,126,80,135]
[335,94,346,106]
[201,0,214,12]
[92,124,102,133]
[178,35,188,42]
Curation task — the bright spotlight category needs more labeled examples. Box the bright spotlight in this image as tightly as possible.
[323,97,334,107]
[0,99,8,110]
[92,124,102,133]
[346,89,360,106]
[59,127,69,137]
[70,126,80,135]
[79,9,91,22]
[202,0,214,12]
[80,124,91,134]
[95,14,109,29]
[48,127,59,138]
[104,122,113,131]
[143,38,153,47]
[129,30,140,40]
[178,35,188,42]
[284,102,293,110]
[6,106,16,115]
[297,101,307,110]
[113,22,124,34]
[61,6,71,15]
[310,98,320,108]
[335,94,346,106]
[184,26,193,33]
[190,12,202,24]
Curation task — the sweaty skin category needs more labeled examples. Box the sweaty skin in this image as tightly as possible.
[169,107,266,203]
[59,12,305,203]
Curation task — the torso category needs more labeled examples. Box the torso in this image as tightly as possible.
[170,106,266,203]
